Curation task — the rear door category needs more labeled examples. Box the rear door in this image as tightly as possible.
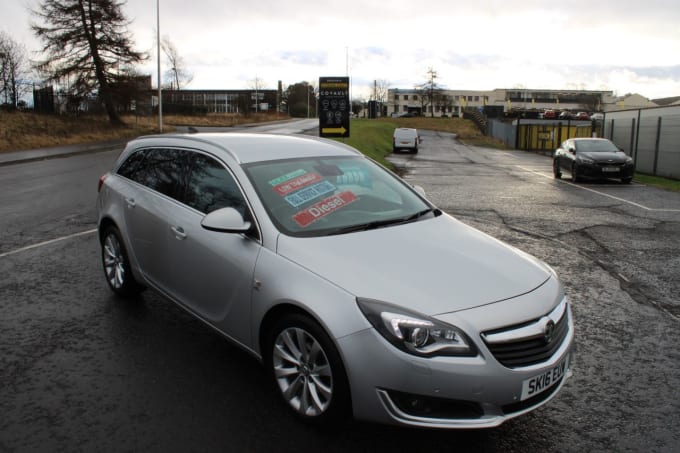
[117,147,191,287]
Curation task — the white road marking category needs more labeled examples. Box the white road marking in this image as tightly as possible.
[517,166,680,212]
[0,228,97,258]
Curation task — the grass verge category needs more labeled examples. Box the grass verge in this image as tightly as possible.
[332,117,507,168]
[634,173,680,192]
[0,111,286,153]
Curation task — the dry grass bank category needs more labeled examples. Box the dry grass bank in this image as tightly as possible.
[0,111,287,153]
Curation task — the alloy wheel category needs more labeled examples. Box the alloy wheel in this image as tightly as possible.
[272,327,333,417]
[103,233,125,290]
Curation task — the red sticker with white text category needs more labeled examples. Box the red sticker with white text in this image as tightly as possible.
[273,172,323,196]
[292,191,358,227]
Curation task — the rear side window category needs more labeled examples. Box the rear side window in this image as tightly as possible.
[117,148,190,201]
[184,154,248,215]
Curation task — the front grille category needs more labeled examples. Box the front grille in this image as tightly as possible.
[482,304,569,369]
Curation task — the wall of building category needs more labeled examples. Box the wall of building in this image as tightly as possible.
[387,88,618,118]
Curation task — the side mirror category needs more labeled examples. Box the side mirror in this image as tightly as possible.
[201,207,251,233]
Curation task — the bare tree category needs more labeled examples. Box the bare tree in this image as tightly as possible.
[0,31,29,108]
[422,67,439,117]
[161,35,193,90]
[31,0,146,125]
[249,76,267,113]
[372,79,389,103]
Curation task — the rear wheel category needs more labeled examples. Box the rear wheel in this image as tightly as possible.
[622,177,632,184]
[101,226,144,297]
[266,313,350,423]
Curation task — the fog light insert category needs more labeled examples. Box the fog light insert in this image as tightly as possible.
[386,389,484,419]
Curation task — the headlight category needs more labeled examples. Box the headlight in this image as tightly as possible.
[357,298,477,357]
[577,156,595,165]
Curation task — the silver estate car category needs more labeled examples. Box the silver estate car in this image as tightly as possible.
[97,133,573,428]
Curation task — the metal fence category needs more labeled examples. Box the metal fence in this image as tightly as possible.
[487,118,592,152]
[603,105,680,179]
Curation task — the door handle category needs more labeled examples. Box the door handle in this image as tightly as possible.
[124,197,136,208]
[170,225,187,240]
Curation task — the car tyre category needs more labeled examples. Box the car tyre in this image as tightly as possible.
[266,313,350,424]
[553,159,562,179]
[622,177,632,184]
[571,163,580,183]
[101,226,144,298]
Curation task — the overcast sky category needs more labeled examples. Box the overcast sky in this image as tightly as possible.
[5,0,680,100]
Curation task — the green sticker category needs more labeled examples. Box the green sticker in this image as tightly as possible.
[268,169,307,186]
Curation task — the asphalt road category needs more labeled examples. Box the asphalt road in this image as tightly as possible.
[1,125,679,452]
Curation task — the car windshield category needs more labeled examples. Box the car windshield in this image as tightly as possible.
[243,156,435,237]
[576,140,620,153]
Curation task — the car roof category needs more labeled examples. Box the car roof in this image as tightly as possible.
[127,132,362,164]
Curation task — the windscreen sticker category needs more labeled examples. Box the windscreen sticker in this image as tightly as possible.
[272,172,323,196]
[292,191,358,227]
[284,180,336,207]
[268,169,307,187]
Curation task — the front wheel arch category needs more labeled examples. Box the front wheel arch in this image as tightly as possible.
[571,163,580,182]
[262,309,351,423]
[553,158,562,178]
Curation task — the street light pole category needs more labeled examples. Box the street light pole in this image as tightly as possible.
[156,0,163,132]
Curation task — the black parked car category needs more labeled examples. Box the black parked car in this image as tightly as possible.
[553,138,635,184]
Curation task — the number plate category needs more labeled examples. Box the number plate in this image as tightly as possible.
[602,166,620,172]
[520,355,569,401]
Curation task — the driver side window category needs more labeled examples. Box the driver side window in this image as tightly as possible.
[184,153,248,216]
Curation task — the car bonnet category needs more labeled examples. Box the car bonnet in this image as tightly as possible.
[275,213,551,316]
[581,151,628,161]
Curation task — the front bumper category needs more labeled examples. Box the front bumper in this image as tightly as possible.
[578,162,635,180]
[338,300,574,429]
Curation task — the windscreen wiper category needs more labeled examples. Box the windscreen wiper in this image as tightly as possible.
[329,208,441,235]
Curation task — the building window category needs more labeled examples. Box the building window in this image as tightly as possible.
[413,95,418,100]
[395,94,400,100]
[474,96,480,102]
[404,95,409,100]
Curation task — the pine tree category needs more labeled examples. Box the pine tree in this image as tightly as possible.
[32,0,146,125]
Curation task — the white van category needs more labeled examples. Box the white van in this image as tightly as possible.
[392,128,419,153]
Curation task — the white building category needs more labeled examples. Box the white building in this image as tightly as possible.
[387,87,621,117]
